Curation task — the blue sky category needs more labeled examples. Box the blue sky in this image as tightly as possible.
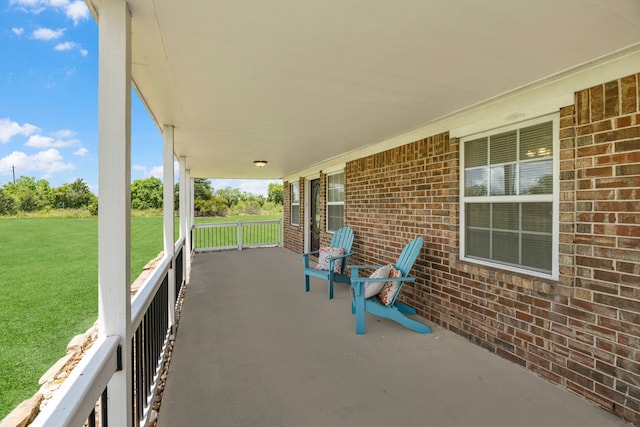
[0,0,278,196]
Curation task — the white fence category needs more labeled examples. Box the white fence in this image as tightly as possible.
[192,219,282,252]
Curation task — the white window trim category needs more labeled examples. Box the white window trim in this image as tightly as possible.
[459,113,560,281]
[326,171,345,233]
[290,182,300,226]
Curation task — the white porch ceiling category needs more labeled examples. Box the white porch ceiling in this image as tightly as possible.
[87,0,640,180]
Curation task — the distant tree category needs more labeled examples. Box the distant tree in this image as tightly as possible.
[235,200,262,215]
[267,182,283,205]
[173,182,180,211]
[0,189,17,215]
[69,178,96,207]
[174,179,277,216]
[51,178,96,209]
[176,178,214,211]
[260,201,283,215]
[214,186,244,207]
[214,186,266,211]
[194,178,213,201]
[2,176,51,212]
[88,198,98,216]
[195,195,229,216]
[131,177,163,209]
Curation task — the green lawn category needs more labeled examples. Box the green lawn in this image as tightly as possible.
[0,214,280,419]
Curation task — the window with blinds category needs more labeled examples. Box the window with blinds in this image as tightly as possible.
[290,182,300,225]
[326,172,344,232]
[461,117,557,277]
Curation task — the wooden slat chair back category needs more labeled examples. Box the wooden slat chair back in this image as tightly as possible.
[350,236,431,334]
[301,226,354,299]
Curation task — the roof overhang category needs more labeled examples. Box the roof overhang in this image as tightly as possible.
[85,0,640,180]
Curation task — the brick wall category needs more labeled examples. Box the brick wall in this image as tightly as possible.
[284,174,336,253]
[283,179,304,253]
[345,132,458,315]
[567,73,640,423]
[289,73,640,424]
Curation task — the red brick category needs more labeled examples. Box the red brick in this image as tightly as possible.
[620,74,638,115]
[590,85,604,121]
[576,89,591,125]
[604,80,620,118]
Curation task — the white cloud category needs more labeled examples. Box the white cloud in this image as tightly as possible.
[53,129,75,138]
[0,118,39,143]
[53,42,87,56]
[0,148,74,178]
[132,162,181,183]
[25,134,76,148]
[10,0,89,24]
[9,0,46,14]
[73,147,88,156]
[54,41,76,51]
[33,27,65,41]
[10,0,46,5]
[149,166,163,179]
[24,135,55,147]
[65,1,89,25]
[133,164,164,180]
[12,27,24,36]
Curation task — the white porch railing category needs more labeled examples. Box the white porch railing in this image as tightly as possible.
[30,237,187,427]
[192,219,282,252]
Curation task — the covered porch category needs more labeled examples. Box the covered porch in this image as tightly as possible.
[25,1,637,425]
[157,248,628,427]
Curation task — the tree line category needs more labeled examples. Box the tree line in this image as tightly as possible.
[0,176,283,216]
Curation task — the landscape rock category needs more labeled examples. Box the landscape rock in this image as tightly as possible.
[0,394,43,427]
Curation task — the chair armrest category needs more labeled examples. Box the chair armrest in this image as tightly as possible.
[301,250,320,268]
[350,264,383,280]
[327,251,352,260]
[351,274,415,298]
[302,250,320,257]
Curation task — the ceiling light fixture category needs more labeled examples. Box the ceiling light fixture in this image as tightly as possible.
[253,160,268,168]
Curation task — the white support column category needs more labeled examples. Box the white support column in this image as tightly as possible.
[179,157,190,272]
[163,125,176,326]
[179,157,187,241]
[186,170,193,267]
[97,1,132,425]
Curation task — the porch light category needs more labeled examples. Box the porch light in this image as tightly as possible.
[253,160,268,167]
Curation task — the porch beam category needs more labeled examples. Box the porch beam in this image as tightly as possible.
[97,0,132,425]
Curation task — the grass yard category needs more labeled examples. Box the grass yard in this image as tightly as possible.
[0,213,281,419]
[0,216,165,419]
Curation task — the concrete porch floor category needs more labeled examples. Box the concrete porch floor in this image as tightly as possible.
[157,247,630,427]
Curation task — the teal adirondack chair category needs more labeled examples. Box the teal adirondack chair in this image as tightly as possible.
[350,237,431,334]
[302,226,354,299]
